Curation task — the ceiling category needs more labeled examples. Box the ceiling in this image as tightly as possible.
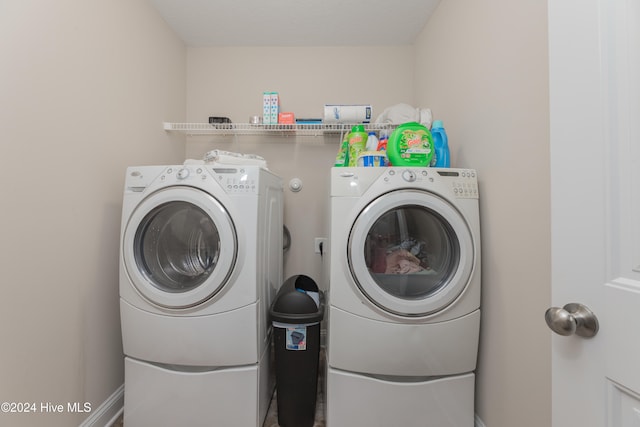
[149,0,442,47]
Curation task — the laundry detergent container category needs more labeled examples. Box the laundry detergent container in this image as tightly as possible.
[270,275,325,427]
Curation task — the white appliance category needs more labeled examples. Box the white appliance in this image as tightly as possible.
[326,167,481,427]
[119,164,283,427]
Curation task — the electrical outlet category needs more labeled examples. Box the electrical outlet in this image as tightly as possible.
[314,238,327,254]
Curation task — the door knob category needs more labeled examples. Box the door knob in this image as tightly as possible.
[544,303,599,338]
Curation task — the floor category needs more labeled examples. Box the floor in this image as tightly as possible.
[111,351,326,427]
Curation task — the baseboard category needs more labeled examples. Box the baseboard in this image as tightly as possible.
[78,384,124,427]
[475,413,486,427]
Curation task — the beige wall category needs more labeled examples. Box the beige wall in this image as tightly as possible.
[186,46,416,124]
[0,1,186,426]
[414,1,551,426]
[185,46,416,283]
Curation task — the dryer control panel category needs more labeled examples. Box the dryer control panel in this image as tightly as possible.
[331,167,479,199]
[387,168,478,199]
[210,167,258,194]
[436,169,479,199]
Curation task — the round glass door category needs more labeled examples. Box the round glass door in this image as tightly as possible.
[123,186,237,309]
[348,190,475,316]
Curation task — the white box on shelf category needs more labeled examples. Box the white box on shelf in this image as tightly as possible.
[270,92,279,125]
[263,92,272,124]
[324,104,372,123]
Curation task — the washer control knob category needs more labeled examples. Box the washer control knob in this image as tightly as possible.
[177,168,190,180]
[402,169,417,182]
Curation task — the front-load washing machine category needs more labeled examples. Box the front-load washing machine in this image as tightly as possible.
[119,164,283,427]
[326,167,481,427]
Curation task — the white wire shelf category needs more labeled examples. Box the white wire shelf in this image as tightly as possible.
[163,122,396,136]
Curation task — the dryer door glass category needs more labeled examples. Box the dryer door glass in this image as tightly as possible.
[365,206,459,299]
[123,186,237,309]
[134,201,220,292]
[349,190,475,316]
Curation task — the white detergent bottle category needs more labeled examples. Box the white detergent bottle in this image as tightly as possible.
[365,131,379,152]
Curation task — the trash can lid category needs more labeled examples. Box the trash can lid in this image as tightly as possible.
[272,290,319,315]
[270,275,324,324]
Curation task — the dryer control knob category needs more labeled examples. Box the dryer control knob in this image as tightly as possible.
[177,168,190,180]
[402,169,416,182]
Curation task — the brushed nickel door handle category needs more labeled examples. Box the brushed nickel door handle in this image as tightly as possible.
[545,303,599,338]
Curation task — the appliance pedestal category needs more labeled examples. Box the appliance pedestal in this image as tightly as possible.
[326,368,474,427]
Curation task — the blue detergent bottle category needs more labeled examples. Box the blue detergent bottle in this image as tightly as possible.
[430,120,450,167]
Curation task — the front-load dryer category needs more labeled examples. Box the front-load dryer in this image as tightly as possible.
[119,164,283,427]
[326,167,481,427]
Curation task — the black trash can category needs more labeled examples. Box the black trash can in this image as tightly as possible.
[270,275,324,427]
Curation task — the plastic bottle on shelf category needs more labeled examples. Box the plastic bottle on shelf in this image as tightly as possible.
[365,131,379,151]
[347,125,368,167]
[430,120,450,167]
[334,132,350,167]
[377,130,389,151]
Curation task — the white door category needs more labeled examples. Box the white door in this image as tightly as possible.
[549,0,640,425]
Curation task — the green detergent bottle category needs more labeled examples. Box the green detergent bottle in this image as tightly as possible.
[347,125,368,167]
[387,122,434,167]
[334,132,350,167]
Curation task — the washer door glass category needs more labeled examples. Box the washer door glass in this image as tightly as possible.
[348,190,475,316]
[123,186,237,309]
[135,201,220,292]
